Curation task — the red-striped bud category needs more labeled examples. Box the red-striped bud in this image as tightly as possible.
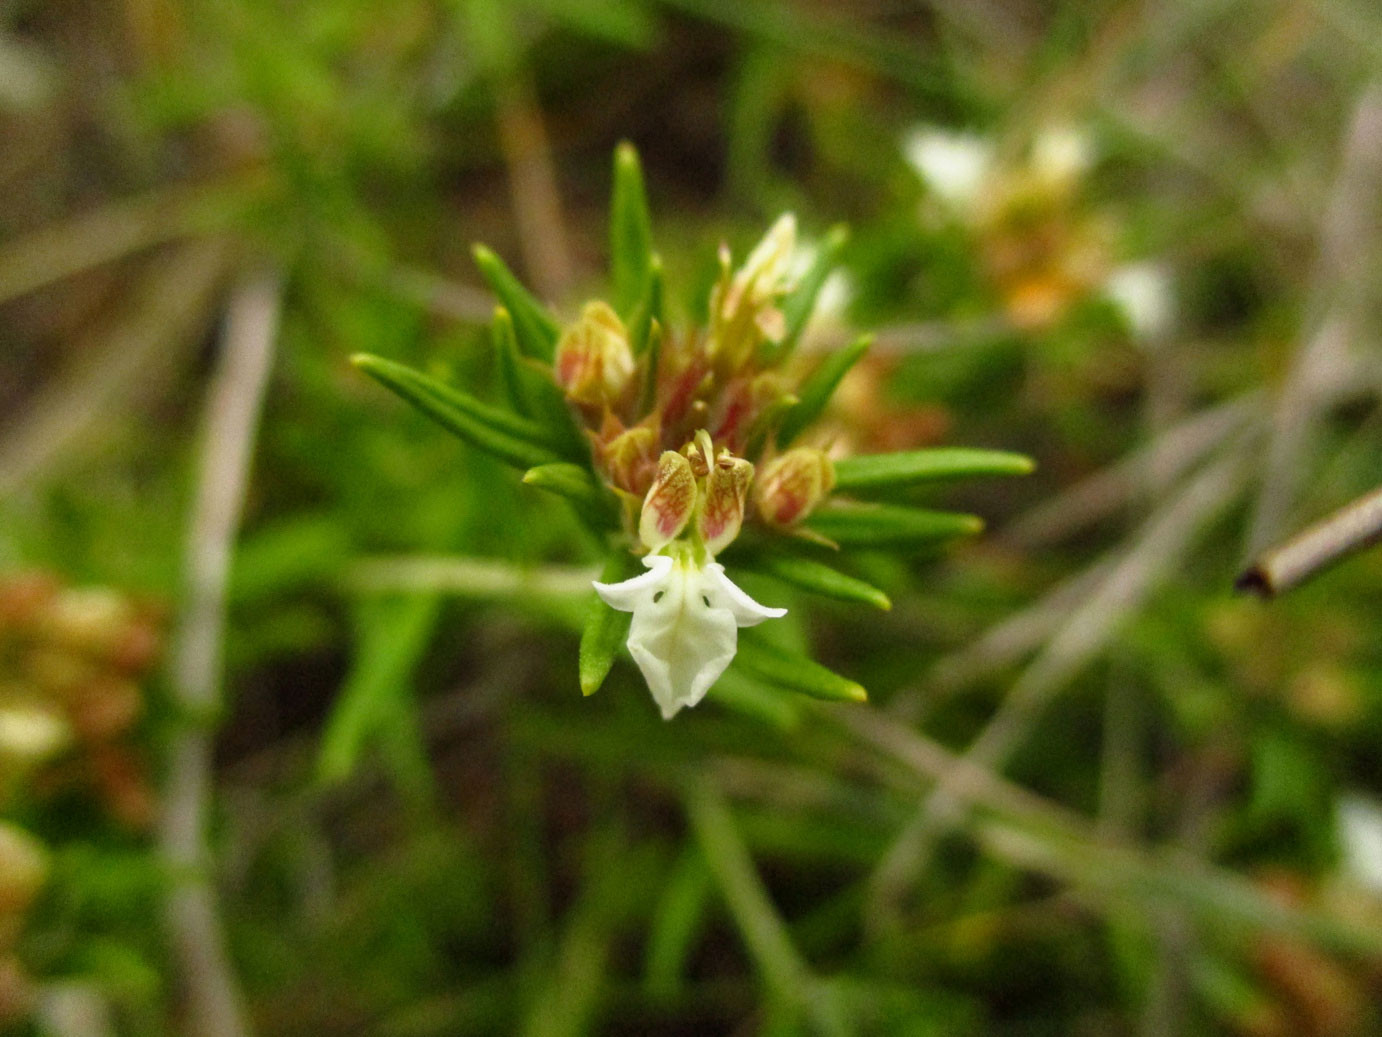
[755,448,835,528]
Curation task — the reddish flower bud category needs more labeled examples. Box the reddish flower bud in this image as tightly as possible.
[639,451,698,551]
[554,301,635,407]
[755,448,836,528]
[596,423,659,497]
[698,452,754,556]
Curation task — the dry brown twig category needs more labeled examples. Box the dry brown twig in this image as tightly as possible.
[1237,484,1382,596]
[159,269,281,1037]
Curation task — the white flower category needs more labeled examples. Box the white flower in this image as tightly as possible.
[1031,126,1095,188]
[1104,262,1174,342]
[594,551,786,719]
[902,127,993,210]
[1338,793,1382,895]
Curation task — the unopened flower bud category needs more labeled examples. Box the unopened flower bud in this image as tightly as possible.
[554,301,635,407]
[732,213,797,313]
[597,423,659,497]
[640,451,698,551]
[698,453,754,556]
[755,448,836,528]
[710,214,798,362]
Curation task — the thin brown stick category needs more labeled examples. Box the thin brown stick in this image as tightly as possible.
[1237,483,1382,596]
[493,68,574,302]
[159,269,281,1037]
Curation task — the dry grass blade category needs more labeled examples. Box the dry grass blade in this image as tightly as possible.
[832,706,1382,959]
[1004,395,1259,548]
[494,68,574,302]
[1248,81,1382,553]
[867,439,1256,924]
[0,240,232,496]
[159,269,281,1037]
[0,178,262,305]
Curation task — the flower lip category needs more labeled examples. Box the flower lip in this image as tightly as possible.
[593,550,786,719]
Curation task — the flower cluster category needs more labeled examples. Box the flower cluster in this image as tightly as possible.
[0,572,159,825]
[542,213,839,717]
[357,144,1031,719]
[904,124,1173,339]
[0,571,162,1017]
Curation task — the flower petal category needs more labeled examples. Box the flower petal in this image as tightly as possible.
[902,127,992,209]
[625,559,738,718]
[702,563,787,627]
[593,553,673,612]
[639,451,698,551]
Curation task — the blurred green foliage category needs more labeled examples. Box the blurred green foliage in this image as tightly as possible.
[2,0,1382,1034]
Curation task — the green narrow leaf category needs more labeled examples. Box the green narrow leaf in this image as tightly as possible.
[472,244,561,360]
[805,502,983,548]
[740,553,891,610]
[629,254,664,356]
[491,305,531,415]
[744,392,799,459]
[774,223,848,360]
[610,141,655,316]
[353,353,563,470]
[637,319,664,415]
[735,637,866,703]
[705,670,803,730]
[318,594,440,786]
[644,847,713,997]
[776,333,871,447]
[579,549,638,696]
[833,448,1034,492]
[523,463,616,528]
[492,307,584,448]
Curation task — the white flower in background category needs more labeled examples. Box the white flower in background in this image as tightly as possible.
[902,127,993,210]
[789,241,854,331]
[594,433,786,719]
[1104,262,1174,342]
[0,704,69,764]
[595,550,785,719]
[1338,793,1382,895]
[1031,125,1095,189]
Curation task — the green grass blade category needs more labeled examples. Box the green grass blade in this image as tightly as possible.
[833,448,1035,492]
[491,305,532,415]
[353,353,563,470]
[644,846,713,997]
[735,637,866,703]
[492,307,584,448]
[740,553,891,610]
[610,141,655,317]
[629,254,665,357]
[523,463,616,528]
[317,594,440,787]
[805,502,983,548]
[472,243,561,360]
[776,333,871,447]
